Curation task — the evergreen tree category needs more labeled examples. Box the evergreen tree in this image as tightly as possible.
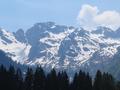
[85,73,92,90]
[116,81,120,90]
[33,66,46,90]
[71,72,78,90]
[77,70,92,90]
[71,70,92,90]
[93,70,103,90]
[24,68,34,90]
[102,73,115,90]
[15,68,23,90]
[58,71,69,90]
[8,65,16,90]
[46,69,58,90]
[0,65,8,90]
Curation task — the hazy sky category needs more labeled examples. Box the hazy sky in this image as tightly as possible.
[0,0,120,31]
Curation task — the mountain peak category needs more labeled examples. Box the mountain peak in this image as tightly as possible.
[13,28,26,43]
[34,22,55,28]
[16,28,24,33]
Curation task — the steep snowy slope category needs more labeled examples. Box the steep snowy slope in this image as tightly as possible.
[0,28,31,64]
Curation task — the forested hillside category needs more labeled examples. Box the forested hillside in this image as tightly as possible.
[0,65,120,90]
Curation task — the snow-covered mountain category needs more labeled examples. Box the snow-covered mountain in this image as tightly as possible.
[0,22,120,77]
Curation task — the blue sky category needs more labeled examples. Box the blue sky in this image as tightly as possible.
[0,0,120,31]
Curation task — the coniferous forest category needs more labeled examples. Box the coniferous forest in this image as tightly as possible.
[0,65,120,90]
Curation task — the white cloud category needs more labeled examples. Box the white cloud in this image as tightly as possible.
[77,4,120,30]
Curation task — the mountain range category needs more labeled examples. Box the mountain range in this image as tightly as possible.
[0,22,120,79]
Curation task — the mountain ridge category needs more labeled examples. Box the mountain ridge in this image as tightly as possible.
[0,22,120,78]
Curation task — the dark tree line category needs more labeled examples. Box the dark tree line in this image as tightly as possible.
[0,65,120,90]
